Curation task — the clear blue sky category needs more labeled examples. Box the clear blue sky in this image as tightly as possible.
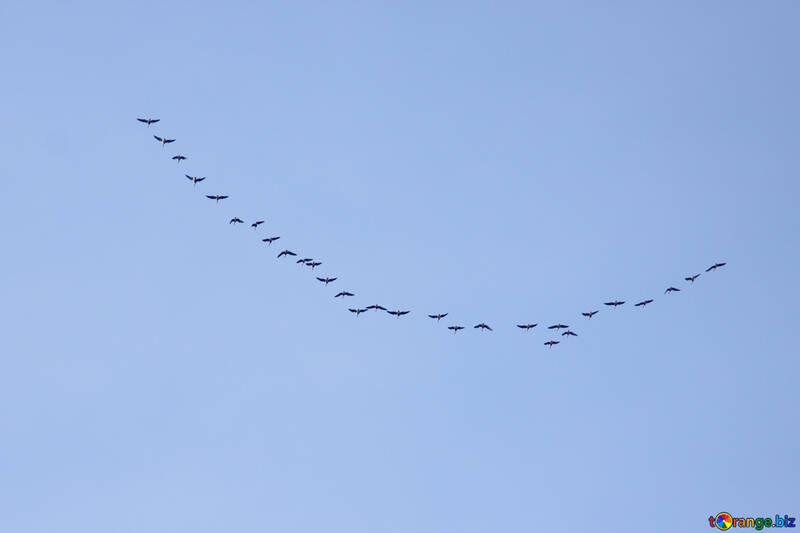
[1,2,798,531]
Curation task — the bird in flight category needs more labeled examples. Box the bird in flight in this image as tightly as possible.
[562,330,578,337]
[548,324,568,332]
[316,276,337,285]
[137,117,160,126]
[366,304,386,312]
[582,311,598,319]
[296,258,313,264]
[665,287,680,294]
[474,323,493,331]
[154,135,175,147]
[517,324,537,330]
[205,194,228,203]
[428,313,448,321]
[307,261,322,269]
[229,217,244,225]
[262,236,280,245]
[634,299,654,308]
[278,249,297,258]
[185,174,205,185]
[387,310,410,318]
[448,325,465,333]
[335,291,355,298]
[172,155,187,163]
[706,262,727,272]
[604,300,625,307]
[251,220,264,229]
[349,308,367,316]
[544,340,560,348]
[685,274,701,283]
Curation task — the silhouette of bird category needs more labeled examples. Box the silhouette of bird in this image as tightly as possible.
[137,117,159,126]
[448,325,465,333]
[251,220,264,229]
[229,217,244,225]
[278,250,297,258]
[548,324,568,331]
[316,276,336,285]
[296,258,312,264]
[517,324,537,330]
[185,174,205,185]
[428,313,448,321]
[349,308,367,316]
[335,291,355,298]
[262,236,280,245]
[544,340,560,348]
[582,311,598,319]
[205,194,228,203]
[366,304,386,312]
[307,261,322,269]
[665,287,680,294]
[685,274,701,283]
[562,330,578,337]
[153,135,175,147]
[634,299,654,308]
[474,323,493,331]
[604,300,625,307]
[172,155,186,163]
[387,310,410,318]
[706,262,727,272]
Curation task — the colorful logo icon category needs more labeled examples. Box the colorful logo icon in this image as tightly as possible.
[714,512,733,530]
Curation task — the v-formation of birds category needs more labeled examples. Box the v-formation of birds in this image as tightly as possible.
[138,117,727,348]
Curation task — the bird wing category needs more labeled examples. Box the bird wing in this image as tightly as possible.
[196,177,205,182]
[205,195,215,199]
[150,119,159,123]
[165,138,175,143]
[137,118,147,123]
[399,311,409,315]
[154,135,163,141]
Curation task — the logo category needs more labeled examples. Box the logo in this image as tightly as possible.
[713,512,733,530]
[709,513,796,530]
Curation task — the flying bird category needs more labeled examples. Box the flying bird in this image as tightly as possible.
[205,194,228,203]
[153,135,175,147]
[604,300,625,307]
[685,274,701,283]
[296,258,313,264]
[544,340,560,348]
[366,305,386,312]
[428,313,448,321]
[185,174,205,185]
[251,220,264,229]
[448,325,465,333]
[548,324,569,331]
[517,324,537,330]
[634,299,654,307]
[262,236,280,245]
[171,155,186,163]
[278,249,297,258]
[562,330,578,337]
[316,276,337,285]
[137,117,160,126]
[582,311,598,319]
[665,287,680,294]
[387,310,410,318]
[706,262,727,272]
[229,217,244,225]
[307,261,322,269]
[349,308,367,316]
[335,291,355,298]
[474,323,493,331]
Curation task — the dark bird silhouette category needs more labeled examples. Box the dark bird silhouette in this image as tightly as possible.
[706,262,727,272]
[185,174,205,185]
[153,135,175,147]
[316,276,336,285]
[604,300,625,307]
[296,258,312,264]
[562,330,578,337]
[349,308,367,316]
[307,261,322,269]
[665,287,680,294]
[251,220,264,229]
[448,325,465,333]
[277,249,297,258]
[205,194,228,203]
[474,323,493,331]
[544,340,560,348]
[685,274,701,283]
[387,310,410,318]
[137,117,160,126]
[335,291,355,298]
[172,155,187,163]
[548,324,568,331]
[366,304,386,312]
[428,313,448,321]
[517,324,537,330]
[582,310,599,319]
[262,236,280,245]
[634,299,654,308]
[229,217,244,225]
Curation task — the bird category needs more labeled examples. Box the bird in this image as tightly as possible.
[316,276,336,285]
[562,330,578,337]
[229,217,244,225]
[582,310,598,319]
[171,155,187,163]
[448,325,465,333]
[366,304,386,312]
[685,274,701,283]
[251,220,264,229]
[137,117,160,126]
[706,262,727,272]
[262,236,280,245]
[278,249,297,258]
[296,258,312,264]
[474,323,493,331]
[665,287,680,294]
[634,299,654,308]
[185,174,205,185]
[604,300,625,307]
[544,340,560,348]
[334,291,355,298]
[307,261,322,269]
[428,313,448,321]
[517,324,537,330]
[387,310,410,318]
[153,135,175,147]
[205,194,228,203]
[349,308,367,316]
[548,324,568,331]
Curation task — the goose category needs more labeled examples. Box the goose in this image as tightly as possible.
[229,217,244,225]
[153,135,175,147]
[307,261,322,269]
[262,236,280,245]
[334,291,355,298]
[205,194,228,203]
[137,117,159,126]
[561,330,578,337]
[296,258,313,264]
[544,340,560,348]
[548,324,568,332]
[387,310,410,318]
[706,262,726,272]
[185,174,205,185]
[277,249,297,258]
[474,323,493,331]
[171,155,186,163]
[665,287,680,294]
[448,325,465,333]
[634,299,654,308]
[685,274,701,283]
[582,310,598,319]
[366,304,386,312]
[251,220,264,229]
[428,313,448,321]
[517,324,537,330]
[604,300,625,307]
[349,308,367,316]
[316,276,337,285]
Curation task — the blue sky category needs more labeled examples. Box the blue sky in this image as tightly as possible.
[1,1,798,531]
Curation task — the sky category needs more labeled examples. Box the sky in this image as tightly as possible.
[1,1,798,532]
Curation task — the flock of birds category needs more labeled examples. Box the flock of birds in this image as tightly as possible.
[138,117,727,348]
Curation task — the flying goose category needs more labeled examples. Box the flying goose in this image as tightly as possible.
[262,236,280,245]
[665,287,680,294]
[251,220,264,229]
[474,323,493,331]
[307,261,322,269]
[153,135,175,147]
[634,299,654,308]
[349,308,367,316]
[582,310,598,319]
[171,155,186,163]
[229,217,244,225]
[544,340,560,348]
[685,274,701,283]
[185,174,205,185]
[387,310,410,318]
[548,324,568,332]
[334,291,355,298]
[428,313,448,321]
[137,117,159,126]
[604,300,625,307]
[365,304,386,312]
[706,262,726,272]
[277,249,297,258]
[517,324,537,330]
[296,258,313,264]
[316,276,336,285]
[561,330,578,337]
[448,325,465,333]
[205,194,228,203]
